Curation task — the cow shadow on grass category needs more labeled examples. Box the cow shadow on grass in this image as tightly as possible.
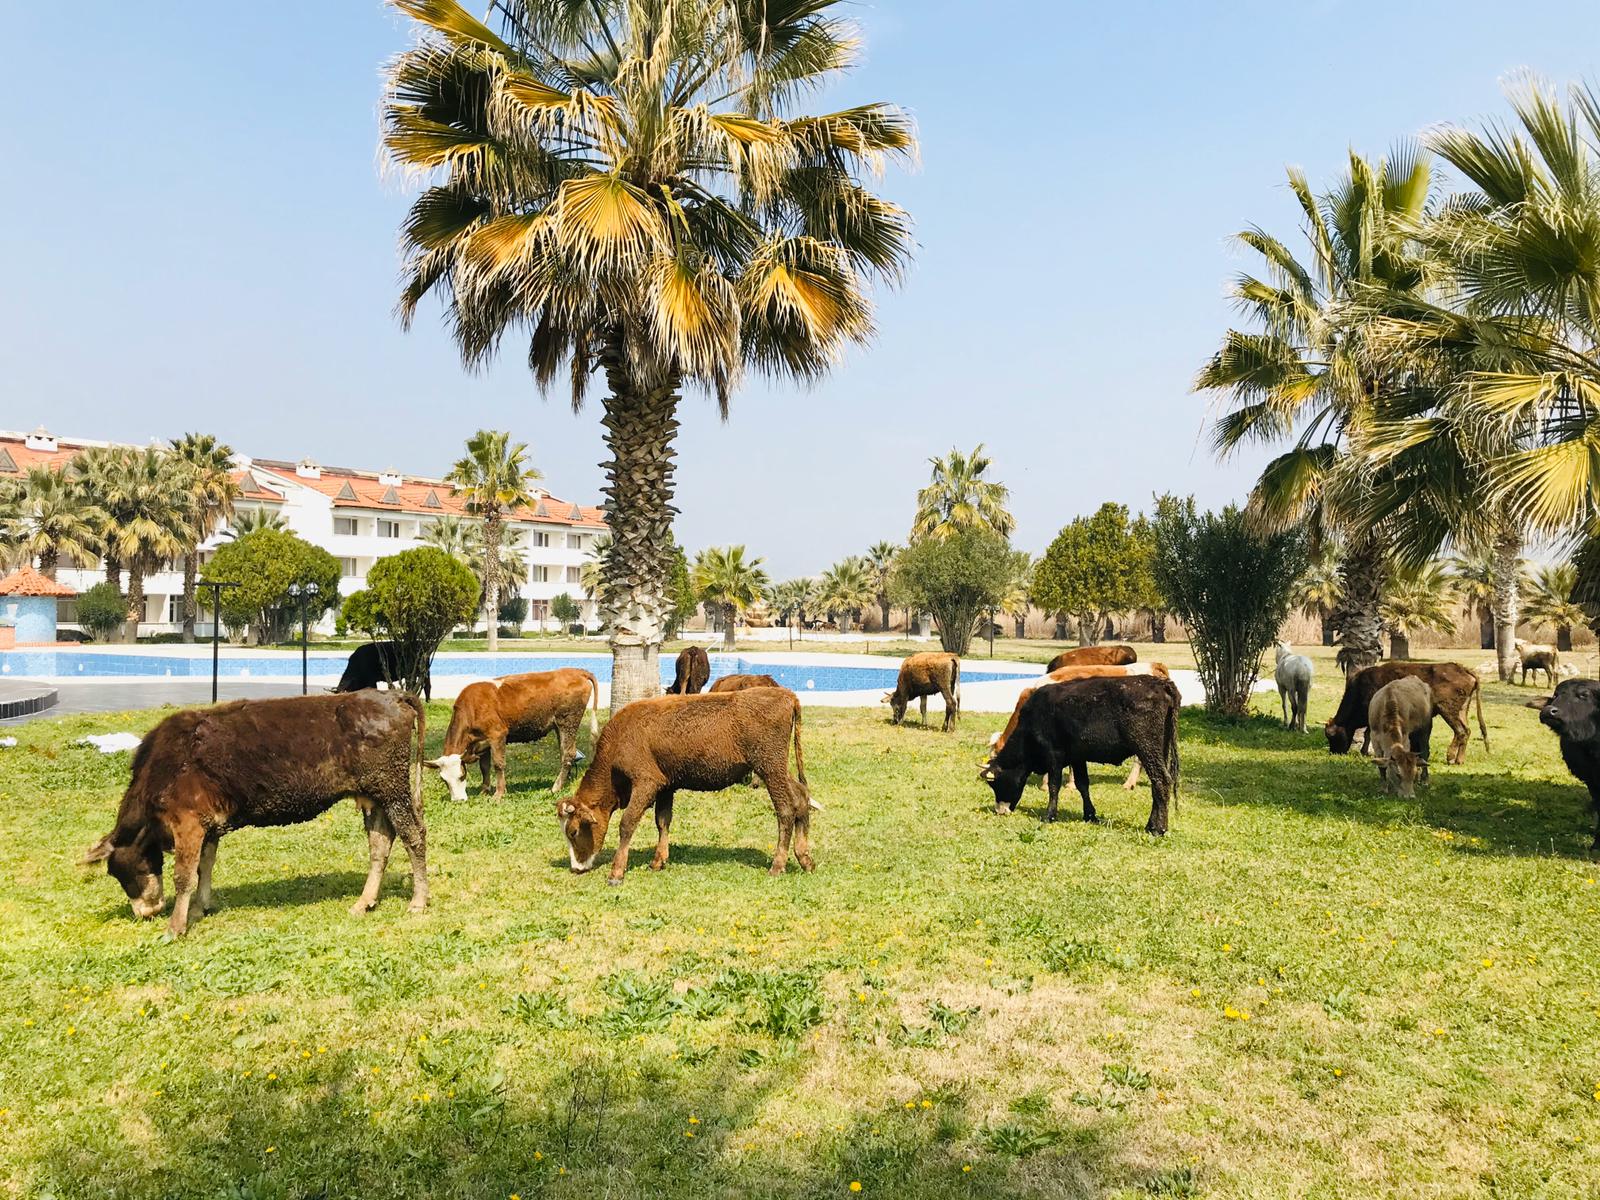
[18,1025,1187,1200]
[543,843,777,875]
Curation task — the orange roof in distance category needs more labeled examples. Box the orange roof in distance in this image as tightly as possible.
[0,565,78,597]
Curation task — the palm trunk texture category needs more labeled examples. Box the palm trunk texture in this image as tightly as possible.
[1492,523,1521,683]
[182,550,198,643]
[1332,534,1387,675]
[484,514,502,654]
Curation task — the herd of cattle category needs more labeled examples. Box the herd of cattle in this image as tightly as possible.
[83,640,1600,935]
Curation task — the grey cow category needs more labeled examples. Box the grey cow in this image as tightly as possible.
[1274,641,1314,732]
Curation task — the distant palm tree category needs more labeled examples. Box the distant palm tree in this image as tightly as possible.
[580,533,612,599]
[96,448,194,635]
[1293,545,1342,646]
[1525,563,1587,651]
[420,514,480,561]
[816,557,875,635]
[2,466,100,578]
[171,433,240,642]
[692,546,769,650]
[1002,553,1035,639]
[1382,560,1458,659]
[226,506,288,537]
[770,578,817,635]
[446,430,541,652]
[912,446,1014,541]
[864,541,901,631]
[70,445,131,589]
[1451,550,1527,651]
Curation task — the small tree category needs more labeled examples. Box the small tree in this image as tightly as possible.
[817,558,875,634]
[1525,563,1587,651]
[892,528,1014,656]
[342,548,477,695]
[201,529,339,644]
[76,581,127,642]
[1032,502,1139,644]
[498,594,529,629]
[663,545,697,640]
[551,592,582,631]
[1153,498,1307,715]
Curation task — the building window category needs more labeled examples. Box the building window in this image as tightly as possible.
[531,565,549,583]
[565,566,582,584]
[340,557,359,578]
[165,595,183,624]
[566,533,585,549]
[377,519,401,539]
[530,531,550,548]
[334,517,358,536]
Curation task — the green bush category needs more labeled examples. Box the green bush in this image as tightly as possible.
[497,595,529,626]
[75,581,127,642]
[201,529,340,644]
[1032,502,1140,644]
[891,527,1014,655]
[550,592,581,627]
[342,547,477,695]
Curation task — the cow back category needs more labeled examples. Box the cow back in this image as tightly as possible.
[1045,645,1137,672]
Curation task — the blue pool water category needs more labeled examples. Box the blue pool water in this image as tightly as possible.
[0,649,1037,694]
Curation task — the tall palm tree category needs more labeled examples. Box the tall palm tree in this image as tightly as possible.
[3,466,100,579]
[96,448,194,636]
[864,540,900,632]
[383,0,914,708]
[70,446,131,589]
[1381,559,1458,659]
[692,545,769,650]
[420,513,480,561]
[1450,549,1517,651]
[226,506,288,537]
[1292,543,1342,646]
[1524,562,1587,651]
[1197,148,1435,674]
[171,433,240,643]
[816,556,875,635]
[446,430,541,652]
[912,446,1014,541]
[770,577,816,634]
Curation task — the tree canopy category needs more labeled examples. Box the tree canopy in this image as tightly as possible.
[201,529,340,644]
[1031,502,1142,644]
[891,527,1013,656]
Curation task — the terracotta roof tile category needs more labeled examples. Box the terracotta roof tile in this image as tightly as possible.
[0,565,77,597]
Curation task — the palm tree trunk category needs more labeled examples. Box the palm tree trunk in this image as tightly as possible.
[1492,522,1521,682]
[1320,609,1334,646]
[39,546,58,580]
[104,553,121,592]
[723,603,737,650]
[1150,609,1167,643]
[1389,628,1411,660]
[1558,624,1573,652]
[1013,613,1026,639]
[879,595,891,633]
[838,611,853,636]
[127,564,146,643]
[484,513,502,654]
[182,549,198,643]
[599,343,680,712]
[1330,533,1387,675]
[1478,607,1494,650]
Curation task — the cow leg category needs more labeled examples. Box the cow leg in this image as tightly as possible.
[491,738,508,801]
[791,788,816,873]
[1044,764,1065,822]
[919,695,928,726]
[1415,727,1433,787]
[1360,728,1371,756]
[650,790,675,871]
[608,780,660,885]
[376,787,428,913]
[1440,706,1469,766]
[477,753,493,796]
[1123,762,1142,790]
[351,801,395,914]
[552,721,578,793]
[1281,689,1289,728]
[166,815,206,937]
[1072,760,1096,823]
[194,832,220,915]
[942,686,957,732]
[1142,753,1171,835]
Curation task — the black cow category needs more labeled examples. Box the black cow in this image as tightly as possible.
[335,641,431,702]
[979,674,1180,833]
[1537,678,1600,849]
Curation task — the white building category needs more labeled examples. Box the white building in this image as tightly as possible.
[0,427,608,637]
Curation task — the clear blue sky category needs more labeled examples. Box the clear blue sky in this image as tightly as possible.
[3,2,1596,576]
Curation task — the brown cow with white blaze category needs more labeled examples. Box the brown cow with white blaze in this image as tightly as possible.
[83,691,428,936]
[989,662,1171,790]
[884,652,961,730]
[1044,645,1136,672]
[555,688,817,884]
[427,668,599,801]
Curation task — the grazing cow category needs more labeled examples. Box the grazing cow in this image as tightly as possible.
[669,646,711,695]
[334,640,431,701]
[1367,676,1434,798]
[82,692,428,936]
[426,668,599,800]
[554,688,817,885]
[979,674,1180,831]
[1537,678,1600,849]
[988,662,1172,790]
[1274,642,1314,732]
[1044,645,1137,672]
[709,673,781,693]
[884,652,961,731]
[1325,661,1488,764]
[1515,639,1561,687]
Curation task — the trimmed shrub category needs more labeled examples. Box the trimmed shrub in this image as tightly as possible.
[76,582,127,642]
[891,528,1014,656]
[342,548,478,695]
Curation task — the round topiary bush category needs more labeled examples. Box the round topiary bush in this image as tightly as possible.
[75,581,128,642]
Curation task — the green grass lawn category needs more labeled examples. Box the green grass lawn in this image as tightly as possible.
[2,645,1598,1198]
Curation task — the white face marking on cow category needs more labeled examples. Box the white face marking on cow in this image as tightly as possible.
[431,753,468,802]
[988,731,1001,748]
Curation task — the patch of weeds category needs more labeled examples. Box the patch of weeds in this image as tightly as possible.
[1322,987,1360,1021]
[1040,939,1133,973]
[1012,912,1051,940]
[737,1046,766,1070]
[1008,1089,1053,1117]
[627,913,668,932]
[1018,827,1038,844]
[596,972,676,1038]
[748,970,824,1040]
[982,1121,1063,1158]
[504,917,570,942]
[926,999,980,1034]
[1103,1062,1152,1091]
[674,986,730,1021]
[892,1022,942,1048]
[673,1041,716,1066]
[1142,1165,1199,1196]
[509,989,578,1030]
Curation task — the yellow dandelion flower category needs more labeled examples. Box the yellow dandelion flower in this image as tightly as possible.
[267,1072,277,1081]
[684,1131,695,1138]
[1482,958,1494,968]
[689,1116,699,1125]
[1333,1068,1343,1077]
[850,1183,863,1193]
[265,1146,276,1154]
[534,1151,543,1161]
[962,1164,972,1173]
[1222,944,1232,953]
[920,1100,932,1109]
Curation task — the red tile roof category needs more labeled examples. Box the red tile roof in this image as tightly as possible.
[0,435,285,503]
[253,461,606,527]
[0,565,77,597]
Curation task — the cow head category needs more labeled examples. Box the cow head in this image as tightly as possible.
[424,753,470,803]
[1375,742,1421,799]
[83,827,165,920]
[555,795,611,874]
[978,759,1027,815]
[882,691,907,723]
[1540,679,1599,743]
[1324,720,1354,755]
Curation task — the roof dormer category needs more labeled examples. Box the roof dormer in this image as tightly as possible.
[378,468,404,488]
[24,426,56,453]
[230,453,253,470]
[296,457,321,480]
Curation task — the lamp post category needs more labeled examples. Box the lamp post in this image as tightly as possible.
[200,580,241,704]
[287,581,320,695]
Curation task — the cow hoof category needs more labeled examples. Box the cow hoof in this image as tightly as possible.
[349,900,375,916]
[649,860,666,871]
[407,899,427,914]
[798,856,816,872]
[607,876,624,887]
[1146,825,1168,837]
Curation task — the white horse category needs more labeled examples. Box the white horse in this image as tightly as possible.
[1274,641,1314,732]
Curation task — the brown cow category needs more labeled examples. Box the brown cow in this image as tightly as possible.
[1368,676,1434,798]
[884,652,961,730]
[669,646,711,694]
[1044,645,1137,672]
[1325,661,1488,765]
[709,673,781,693]
[426,668,599,801]
[555,688,817,884]
[83,691,428,936]
[1515,639,1561,687]
[990,663,1171,790]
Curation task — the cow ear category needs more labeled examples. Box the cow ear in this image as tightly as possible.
[82,836,113,865]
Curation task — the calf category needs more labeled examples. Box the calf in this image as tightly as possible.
[709,673,781,693]
[426,668,599,800]
[669,646,710,694]
[884,652,961,731]
[1274,642,1314,732]
[1367,676,1434,798]
[1537,678,1600,849]
[980,674,1180,832]
[335,640,431,701]
[555,688,817,885]
[1515,639,1560,687]
[1044,645,1136,672]
[82,691,428,936]
[1325,661,1487,764]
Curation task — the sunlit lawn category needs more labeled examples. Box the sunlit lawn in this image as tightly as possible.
[1,643,1597,1198]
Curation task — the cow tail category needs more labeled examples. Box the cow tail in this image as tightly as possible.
[1474,679,1490,754]
[793,696,821,811]
[404,692,426,818]
[951,655,961,715]
[1165,683,1181,813]
[588,671,601,736]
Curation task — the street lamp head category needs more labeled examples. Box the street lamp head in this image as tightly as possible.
[306,582,320,597]
[287,583,301,598]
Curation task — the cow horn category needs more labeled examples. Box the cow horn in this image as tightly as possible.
[558,801,576,817]
[423,757,444,771]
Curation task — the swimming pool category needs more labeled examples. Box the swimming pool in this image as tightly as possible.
[0,649,1038,694]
